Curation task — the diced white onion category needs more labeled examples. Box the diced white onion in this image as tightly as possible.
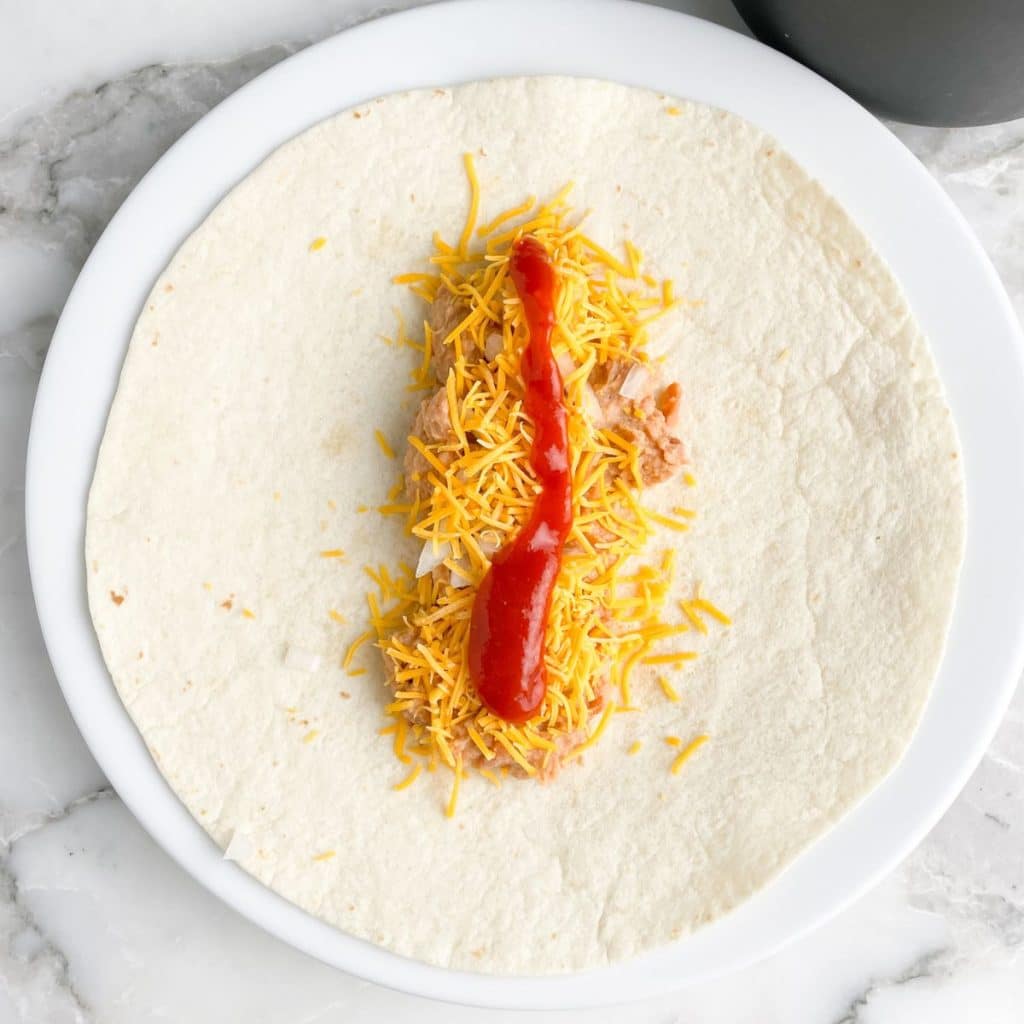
[581,384,605,427]
[478,532,501,557]
[618,364,650,400]
[284,644,321,673]
[223,830,254,862]
[531,522,559,551]
[449,563,474,588]
[645,340,669,362]
[484,332,503,361]
[556,351,576,378]
[416,539,452,578]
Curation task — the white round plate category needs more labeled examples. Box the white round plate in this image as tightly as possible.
[25,0,1024,1009]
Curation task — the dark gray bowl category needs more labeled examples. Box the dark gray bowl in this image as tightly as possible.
[732,0,1024,126]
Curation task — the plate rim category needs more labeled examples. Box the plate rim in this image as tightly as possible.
[25,0,1024,1009]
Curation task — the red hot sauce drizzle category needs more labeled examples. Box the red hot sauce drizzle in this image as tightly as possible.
[468,236,572,724]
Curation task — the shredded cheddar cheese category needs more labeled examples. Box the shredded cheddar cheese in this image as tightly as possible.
[566,702,617,761]
[671,734,708,773]
[658,675,681,702]
[393,763,422,790]
[458,153,481,256]
[342,630,372,670]
[446,758,463,818]
[359,161,731,810]
[679,600,709,635]
[692,597,732,626]
[642,651,698,665]
[374,429,396,459]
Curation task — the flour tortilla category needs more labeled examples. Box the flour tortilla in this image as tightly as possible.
[86,77,964,974]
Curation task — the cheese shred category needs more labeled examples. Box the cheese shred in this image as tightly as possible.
[567,702,617,761]
[342,630,372,670]
[355,160,731,813]
[374,429,396,459]
[693,597,732,626]
[445,759,463,818]
[393,763,422,790]
[658,675,681,702]
[671,734,709,774]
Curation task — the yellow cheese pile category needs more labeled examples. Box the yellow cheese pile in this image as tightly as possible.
[358,156,728,813]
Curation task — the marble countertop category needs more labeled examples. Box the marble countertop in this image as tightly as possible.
[1,2,1022,1020]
